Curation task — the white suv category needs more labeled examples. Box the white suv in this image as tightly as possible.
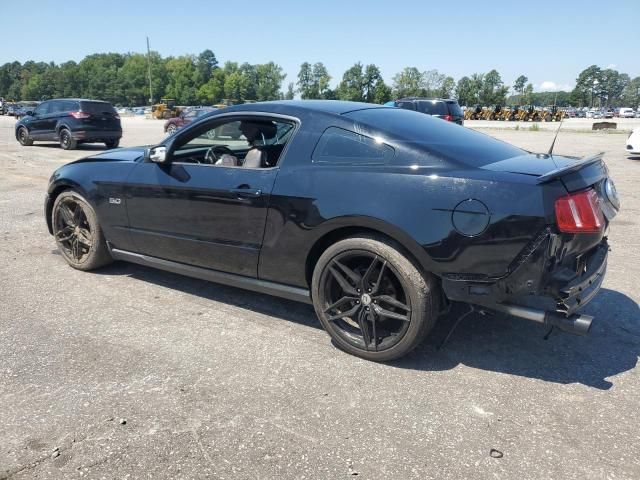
[628,129,640,155]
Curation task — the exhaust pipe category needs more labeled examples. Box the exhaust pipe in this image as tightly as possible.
[493,304,593,336]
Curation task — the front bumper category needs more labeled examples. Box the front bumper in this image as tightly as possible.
[441,230,609,332]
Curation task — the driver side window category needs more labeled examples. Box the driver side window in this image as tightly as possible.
[172,117,296,169]
[34,102,50,115]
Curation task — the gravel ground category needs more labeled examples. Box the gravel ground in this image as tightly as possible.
[1,115,639,480]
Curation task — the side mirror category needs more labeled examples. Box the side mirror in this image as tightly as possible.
[145,146,168,163]
[27,111,35,117]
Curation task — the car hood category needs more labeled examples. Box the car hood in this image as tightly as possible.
[480,153,582,177]
[71,146,147,164]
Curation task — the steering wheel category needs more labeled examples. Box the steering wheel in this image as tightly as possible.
[204,145,234,164]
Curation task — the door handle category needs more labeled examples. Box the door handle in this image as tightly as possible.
[231,187,262,198]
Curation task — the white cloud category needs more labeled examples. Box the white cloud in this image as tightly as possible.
[536,81,573,92]
[606,64,617,69]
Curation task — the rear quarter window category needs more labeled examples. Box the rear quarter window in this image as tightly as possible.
[446,102,463,116]
[345,108,526,167]
[312,127,395,165]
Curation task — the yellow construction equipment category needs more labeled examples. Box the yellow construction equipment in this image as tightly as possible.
[151,99,181,120]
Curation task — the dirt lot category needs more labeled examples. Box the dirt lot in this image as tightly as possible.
[1,115,639,480]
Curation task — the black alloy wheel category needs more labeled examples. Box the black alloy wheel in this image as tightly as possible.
[312,236,438,361]
[59,129,77,150]
[52,191,112,270]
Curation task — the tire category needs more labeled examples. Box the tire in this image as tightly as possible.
[166,124,177,135]
[59,129,77,150]
[52,191,113,271]
[105,139,120,149]
[17,127,33,146]
[311,235,439,362]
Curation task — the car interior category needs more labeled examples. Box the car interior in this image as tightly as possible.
[172,118,295,168]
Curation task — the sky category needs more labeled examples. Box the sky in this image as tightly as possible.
[1,0,638,93]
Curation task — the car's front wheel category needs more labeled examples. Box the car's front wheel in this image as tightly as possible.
[52,191,113,271]
[17,127,33,146]
[311,236,439,361]
[166,124,178,135]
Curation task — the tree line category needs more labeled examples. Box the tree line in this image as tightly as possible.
[0,50,638,108]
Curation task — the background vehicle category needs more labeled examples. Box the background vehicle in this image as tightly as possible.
[15,98,122,150]
[164,107,217,134]
[44,101,617,361]
[394,98,464,125]
[152,98,181,120]
[627,128,640,154]
[619,108,636,118]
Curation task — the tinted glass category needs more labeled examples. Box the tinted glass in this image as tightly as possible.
[418,101,447,115]
[80,101,116,114]
[312,127,394,164]
[345,108,526,167]
[34,102,50,115]
[446,102,463,116]
[396,101,416,111]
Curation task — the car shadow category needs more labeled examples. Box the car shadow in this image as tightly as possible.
[627,155,640,161]
[94,261,322,331]
[395,288,639,390]
[92,262,638,390]
[31,143,110,151]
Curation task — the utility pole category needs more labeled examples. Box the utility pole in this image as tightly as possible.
[146,37,153,105]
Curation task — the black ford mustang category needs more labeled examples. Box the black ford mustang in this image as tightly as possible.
[45,101,619,361]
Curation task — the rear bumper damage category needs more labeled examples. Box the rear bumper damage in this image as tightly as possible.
[441,229,608,335]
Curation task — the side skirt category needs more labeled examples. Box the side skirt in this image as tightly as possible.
[110,248,312,305]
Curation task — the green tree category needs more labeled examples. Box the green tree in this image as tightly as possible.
[195,49,218,85]
[164,55,199,104]
[197,68,226,104]
[620,76,640,108]
[255,62,286,101]
[572,65,603,107]
[438,76,455,98]
[337,62,365,101]
[455,76,475,106]
[284,82,296,100]
[480,69,508,105]
[297,62,315,99]
[513,75,528,102]
[392,67,424,98]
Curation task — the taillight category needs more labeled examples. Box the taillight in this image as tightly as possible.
[555,188,605,233]
[444,115,453,122]
[70,111,90,119]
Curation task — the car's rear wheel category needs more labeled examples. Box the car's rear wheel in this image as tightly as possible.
[59,129,77,150]
[311,236,438,361]
[105,139,120,149]
[52,191,112,271]
[17,127,33,146]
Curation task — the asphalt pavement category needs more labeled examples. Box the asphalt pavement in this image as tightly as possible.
[1,116,639,479]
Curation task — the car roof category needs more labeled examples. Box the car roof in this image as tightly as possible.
[224,100,386,115]
[45,98,112,103]
[398,97,458,103]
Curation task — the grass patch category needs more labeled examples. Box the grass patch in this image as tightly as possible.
[529,123,540,132]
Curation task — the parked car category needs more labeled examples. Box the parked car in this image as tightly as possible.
[575,109,586,118]
[15,98,122,150]
[5,103,19,116]
[604,109,614,119]
[619,108,636,118]
[627,128,640,155]
[44,100,618,361]
[164,107,217,135]
[394,98,464,125]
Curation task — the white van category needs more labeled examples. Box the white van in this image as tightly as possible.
[619,108,636,118]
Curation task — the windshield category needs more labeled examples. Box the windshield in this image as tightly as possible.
[345,108,526,167]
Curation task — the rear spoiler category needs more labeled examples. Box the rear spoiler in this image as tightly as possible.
[536,152,605,184]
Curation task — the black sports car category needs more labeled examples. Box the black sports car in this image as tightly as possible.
[44,101,619,361]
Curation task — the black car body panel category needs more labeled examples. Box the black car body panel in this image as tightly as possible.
[16,98,122,145]
[45,101,617,334]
